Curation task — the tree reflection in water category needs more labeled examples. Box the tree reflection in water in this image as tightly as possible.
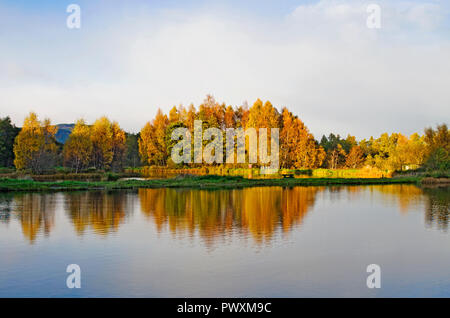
[1,185,448,244]
[423,187,450,231]
[64,191,132,236]
[8,193,56,243]
[139,186,329,246]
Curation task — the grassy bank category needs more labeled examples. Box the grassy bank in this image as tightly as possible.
[139,166,391,179]
[0,171,141,181]
[0,175,422,192]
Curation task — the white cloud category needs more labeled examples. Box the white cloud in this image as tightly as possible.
[405,3,442,30]
[0,1,449,139]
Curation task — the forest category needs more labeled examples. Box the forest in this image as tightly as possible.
[1,95,449,176]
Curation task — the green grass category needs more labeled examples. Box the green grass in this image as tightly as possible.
[0,175,422,192]
[0,167,15,174]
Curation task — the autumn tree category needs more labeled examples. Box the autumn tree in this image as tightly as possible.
[247,99,280,129]
[359,132,428,171]
[185,104,196,132]
[329,144,346,169]
[139,109,169,166]
[198,95,225,129]
[246,99,280,166]
[165,121,188,167]
[424,123,450,153]
[359,137,375,158]
[345,145,365,169]
[14,112,58,174]
[369,133,398,170]
[280,108,324,168]
[423,124,450,171]
[63,119,92,173]
[406,133,427,166]
[320,134,349,169]
[235,102,249,128]
[178,105,187,124]
[224,105,235,128]
[91,117,114,170]
[169,106,181,123]
[138,122,154,165]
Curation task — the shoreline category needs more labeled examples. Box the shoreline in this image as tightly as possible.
[0,175,428,193]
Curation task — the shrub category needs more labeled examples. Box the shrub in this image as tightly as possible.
[425,148,450,171]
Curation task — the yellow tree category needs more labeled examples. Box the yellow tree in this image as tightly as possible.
[138,122,154,165]
[14,112,58,174]
[235,103,249,128]
[280,108,296,168]
[63,119,92,173]
[185,104,196,132]
[198,95,224,128]
[327,144,347,169]
[224,105,235,128]
[371,133,399,170]
[423,124,449,170]
[169,106,180,123]
[178,105,187,124]
[139,109,168,166]
[406,133,427,166]
[246,100,280,131]
[345,145,365,169]
[301,137,326,169]
[389,133,409,170]
[280,108,325,169]
[246,99,280,166]
[91,117,113,170]
[246,99,264,128]
[387,133,427,171]
[424,123,450,153]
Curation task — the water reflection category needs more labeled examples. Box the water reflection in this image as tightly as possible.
[138,187,319,245]
[0,185,448,244]
[9,193,56,243]
[423,187,450,231]
[368,184,425,214]
[0,196,13,224]
[64,191,134,236]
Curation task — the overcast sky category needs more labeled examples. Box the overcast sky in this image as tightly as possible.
[0,0,449,139]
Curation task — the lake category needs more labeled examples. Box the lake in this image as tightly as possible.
[0,185,449,297]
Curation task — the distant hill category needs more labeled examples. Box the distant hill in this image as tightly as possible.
[55,124,74,144]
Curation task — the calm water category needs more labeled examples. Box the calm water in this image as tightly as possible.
[0,185,449,297]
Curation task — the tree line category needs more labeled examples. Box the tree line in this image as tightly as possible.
[2,95,449,174]
[2,113,140,174]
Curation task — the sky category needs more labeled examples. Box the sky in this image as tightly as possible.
[0,0,449,139]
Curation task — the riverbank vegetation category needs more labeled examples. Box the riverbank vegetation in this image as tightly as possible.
[1,95,449,180]
[0,175,421,192]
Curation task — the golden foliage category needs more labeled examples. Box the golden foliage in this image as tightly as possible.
[63,119,92,172]
[91,116,114,169]
[345,145,365,169]
[280,108,325,169]
[138,109,168,166]
[13,112,58,173]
